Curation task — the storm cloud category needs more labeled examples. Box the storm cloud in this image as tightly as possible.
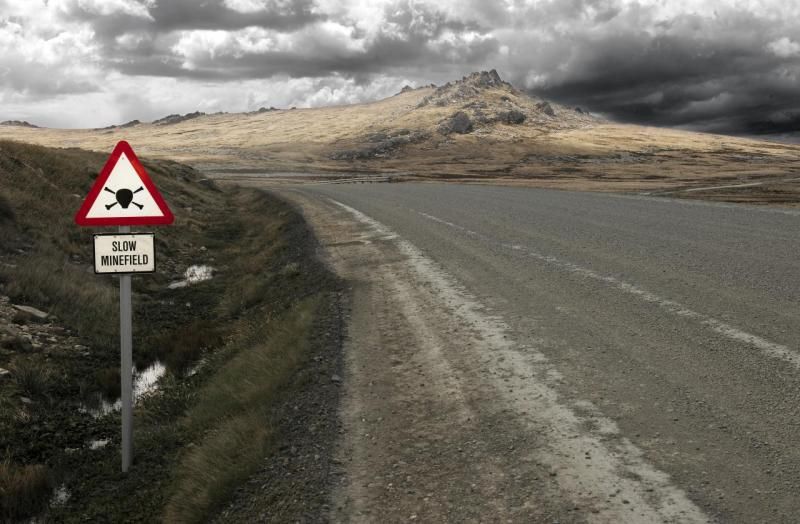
[0,0,798,134]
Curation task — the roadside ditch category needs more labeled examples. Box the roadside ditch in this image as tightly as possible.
[0,141,342,522]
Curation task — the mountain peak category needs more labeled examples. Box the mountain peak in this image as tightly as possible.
[418,69,516,108]
[460,69,506,89]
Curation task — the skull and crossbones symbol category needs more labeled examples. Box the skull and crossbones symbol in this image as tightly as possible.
[104,186,144,210]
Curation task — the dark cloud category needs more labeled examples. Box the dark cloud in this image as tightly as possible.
[502,4,800,134]
[59,0,322,34]
[3,0,799,133]
[102,0,498,82]
[149,0,323,32]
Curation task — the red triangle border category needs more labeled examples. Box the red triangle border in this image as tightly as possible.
[74,141,174,227]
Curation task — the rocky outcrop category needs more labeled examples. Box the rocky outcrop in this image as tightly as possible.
[95,120,140,131]
[331,129,431,160]
[497,109,527,125]
[152,111,205,125]
[536,102,556,117]
[438,112,474,135]
[418,70,513,108]
[0,120,38,128]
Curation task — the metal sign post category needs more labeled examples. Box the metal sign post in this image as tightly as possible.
[75,141,174,473]
[119,225,133,472]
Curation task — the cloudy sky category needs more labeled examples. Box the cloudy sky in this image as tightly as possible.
[1,0,798,134]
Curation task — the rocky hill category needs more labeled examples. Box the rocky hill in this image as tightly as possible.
[0,70,799,198]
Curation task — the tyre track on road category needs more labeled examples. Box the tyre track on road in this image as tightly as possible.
[280,189,709,523]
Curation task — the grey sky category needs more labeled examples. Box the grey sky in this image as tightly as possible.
[1,0,798,133]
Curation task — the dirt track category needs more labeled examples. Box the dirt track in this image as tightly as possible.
[279,188,713,523]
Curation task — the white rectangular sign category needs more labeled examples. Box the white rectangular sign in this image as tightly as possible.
[93,233,155,274]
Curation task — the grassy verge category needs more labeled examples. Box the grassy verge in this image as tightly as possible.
[165,297,316,522]
[0,141,339,522]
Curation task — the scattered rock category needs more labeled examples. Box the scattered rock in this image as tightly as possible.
[399,85,415,94]
[20,396,33,404]
[331,374,342,384]
[438,111,474,135]
[331,130,431,160]
[0,367,10,377]
[536,102,556,117]
[498,109,527,125]
[13,304,49,320]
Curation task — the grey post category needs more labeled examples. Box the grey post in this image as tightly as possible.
[119,225,133,472]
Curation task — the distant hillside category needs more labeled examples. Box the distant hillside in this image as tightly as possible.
[0,70,799,196]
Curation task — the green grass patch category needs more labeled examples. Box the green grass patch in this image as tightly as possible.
[163,298,317,522]
[163,413,273,524]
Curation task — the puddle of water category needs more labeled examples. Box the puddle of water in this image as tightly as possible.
[134,361,166,397]
[187,357,207,378]
[168,264,215,289]
[89,439,109,450]
[80,361,166,418]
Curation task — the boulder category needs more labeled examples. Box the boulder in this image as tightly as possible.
[13,305,48,320]
[498,109,526,125]
[438,111,474,135]
[536,102,556,117]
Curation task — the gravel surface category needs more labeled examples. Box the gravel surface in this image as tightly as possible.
[213,291,346,523]
[273,183,800,523]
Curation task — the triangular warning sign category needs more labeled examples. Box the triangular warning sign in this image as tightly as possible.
[75,141,174,226]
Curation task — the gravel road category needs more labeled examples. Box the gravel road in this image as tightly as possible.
[274,183,800,523]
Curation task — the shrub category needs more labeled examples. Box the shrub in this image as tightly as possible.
[0,462,53,521]
[12,361,52,398]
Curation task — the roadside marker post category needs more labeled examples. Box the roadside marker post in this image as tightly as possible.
[75,141,174,472]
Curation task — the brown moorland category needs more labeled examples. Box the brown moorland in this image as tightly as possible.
[1,70,799,203]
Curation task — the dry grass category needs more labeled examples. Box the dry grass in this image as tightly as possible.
[0,192,13,223]
[3,253,117,350]
[0,462,53,521]
[11,361,53,398]
[0,83,798,199]
[163,298,316,523]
